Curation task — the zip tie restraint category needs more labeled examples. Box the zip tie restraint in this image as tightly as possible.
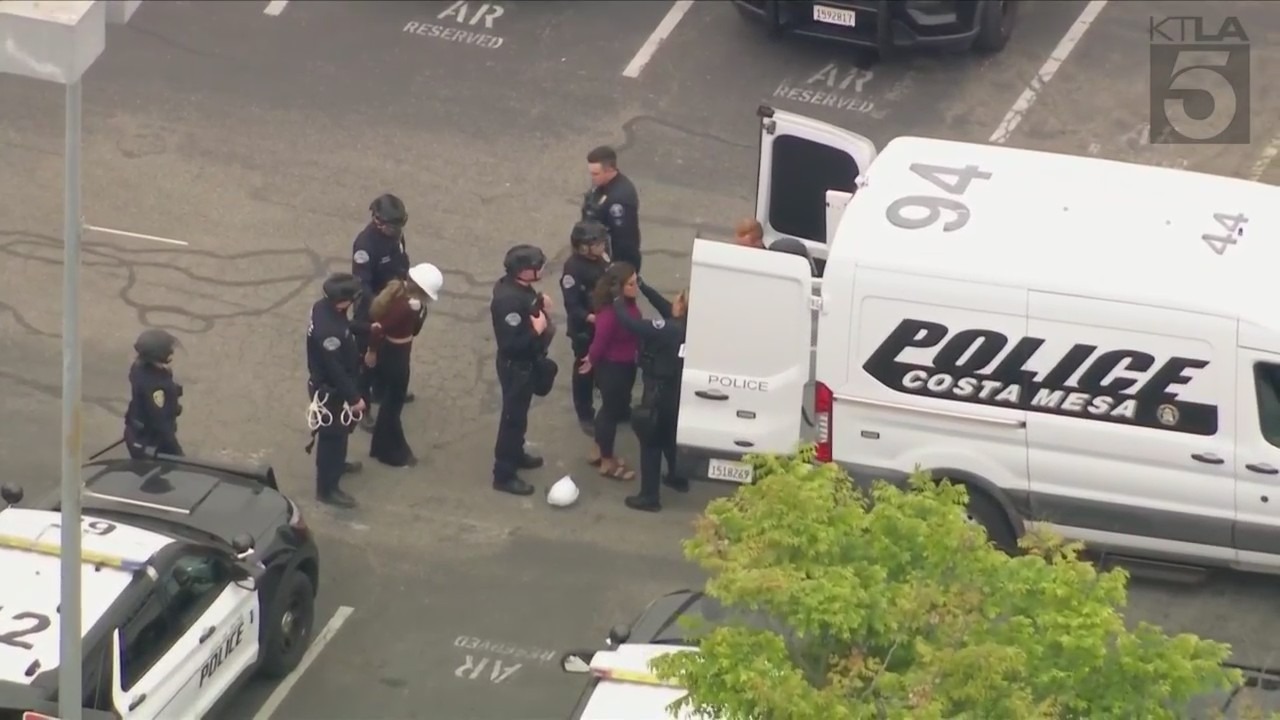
[306,390,363,431]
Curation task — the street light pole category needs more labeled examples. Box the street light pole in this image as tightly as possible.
[59,76,84,720]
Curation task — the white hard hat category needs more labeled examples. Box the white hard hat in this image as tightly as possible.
[408,263,444,301]
[546,475,580,508]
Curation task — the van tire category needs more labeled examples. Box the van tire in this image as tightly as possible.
[973,0,1017,54]
[963,488,1018,554]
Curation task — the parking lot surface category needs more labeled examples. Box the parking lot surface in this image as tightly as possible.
[2,0,1280,717]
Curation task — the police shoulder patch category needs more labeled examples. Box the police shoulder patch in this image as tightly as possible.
[561,274,575,289]
[322,336,341,351]
[652,319,666,329]
[152,389,165,407]
[353,250,370,264]
[609,203,625,218]
[504,312,521,327]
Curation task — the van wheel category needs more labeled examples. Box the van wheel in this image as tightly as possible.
[963,489,1018,554]
[258,572,316,679]
[973,0,1018,54]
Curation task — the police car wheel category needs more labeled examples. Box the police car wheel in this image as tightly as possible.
[963,489,1018,554]
[258,571,316,679]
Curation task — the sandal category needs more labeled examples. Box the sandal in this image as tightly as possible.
[599,460,635,481]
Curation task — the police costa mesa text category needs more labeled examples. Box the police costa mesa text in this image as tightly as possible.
[862,319,1218,435]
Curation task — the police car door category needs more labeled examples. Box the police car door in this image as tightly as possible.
[677,238,814,484]
[755,105,877,267]
[113,550,261,720]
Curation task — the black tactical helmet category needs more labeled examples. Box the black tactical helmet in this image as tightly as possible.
[322,272,363,303]
[370,194,408,227]
[503,245,546,276]
[570,220,608,249]
[134,329,178,364]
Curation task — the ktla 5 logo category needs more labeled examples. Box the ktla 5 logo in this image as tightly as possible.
[1148,15,1251,145]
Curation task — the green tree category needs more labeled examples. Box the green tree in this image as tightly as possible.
[651,449,1242,719]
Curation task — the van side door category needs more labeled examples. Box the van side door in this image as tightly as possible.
[676,239,814,484]
[755,105,877,267]
[1234,347,1280,566]
[1025,294,1234,559]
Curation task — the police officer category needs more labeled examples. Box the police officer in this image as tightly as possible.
[490,244,556,496]
[124,329,185,459]
[611,279,690,512]
[561,220,610,435]
[306,273,368,509]
[581,145,642,271]
[352,193,412,427]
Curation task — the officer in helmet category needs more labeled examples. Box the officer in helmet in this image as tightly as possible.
[352,193,413,429]
[124,329,185,459]
[306,272,368,509]
[490,244,556,496]
[561,220,610,435]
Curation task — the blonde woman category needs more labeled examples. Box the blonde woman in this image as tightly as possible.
[367,263,443,467]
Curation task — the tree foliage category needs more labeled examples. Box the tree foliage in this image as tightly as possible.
[651,449,1242,719]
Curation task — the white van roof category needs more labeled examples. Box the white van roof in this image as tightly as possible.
[835,137,1279,329]
[578,644,706,720]
[0,508,174,684]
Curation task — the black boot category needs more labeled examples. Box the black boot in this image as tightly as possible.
[317,488,358,509]
[493,477,535,496]
[625,494,661,512]
[518,453,544,470]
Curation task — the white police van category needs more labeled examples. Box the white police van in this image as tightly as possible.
[0,454,319,719]
[675,105,1280,575]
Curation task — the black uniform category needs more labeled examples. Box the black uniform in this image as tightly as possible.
[613,281,688,511]
[307,292,364,506]
[490,247,553,495]
[582,172,642,271]
[561,252,608,427]
[124,362,184,459]
[352,196,411,404]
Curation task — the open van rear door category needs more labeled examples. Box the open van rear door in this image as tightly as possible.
[755,105,877,268]
[676,239,814,484]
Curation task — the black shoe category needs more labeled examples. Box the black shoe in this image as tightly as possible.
[493,477,535,496]
[518,453,544,470]
[317,489,358,509]
[404,392,416,403]
[625,494,661,512]
[662,475,690,493]
[577,418,595,436]
[344,461,363,475]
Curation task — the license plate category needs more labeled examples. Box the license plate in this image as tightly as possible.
[707,459,754,483]
[813,4,856,27]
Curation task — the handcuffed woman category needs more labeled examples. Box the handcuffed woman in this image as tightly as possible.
[579,262,641,481]
[367,262,444,468]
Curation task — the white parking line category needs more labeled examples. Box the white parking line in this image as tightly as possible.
[251,605,355,720]
[1246,130,1280,182]
[622,0,695,79]
[988,0,1110,144]
[83,224,190,247]
[263,0,289,16]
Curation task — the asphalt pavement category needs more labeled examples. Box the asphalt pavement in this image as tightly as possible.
[2,0,1280,717]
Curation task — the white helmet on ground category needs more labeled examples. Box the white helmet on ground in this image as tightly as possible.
[408,263,444,301]
[547,476,580,508]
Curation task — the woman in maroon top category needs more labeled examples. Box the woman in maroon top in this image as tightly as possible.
[367,263,442,467]
[580,262,641,481]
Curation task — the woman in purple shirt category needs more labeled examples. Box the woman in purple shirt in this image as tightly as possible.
[580,262,641,481]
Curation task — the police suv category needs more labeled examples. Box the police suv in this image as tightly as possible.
[675,104,1280,576]
[559,590,728,720]
[0,454,319,719]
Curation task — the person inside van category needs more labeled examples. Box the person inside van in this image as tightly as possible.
[734,218,766,249]
[580,263,641,481]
